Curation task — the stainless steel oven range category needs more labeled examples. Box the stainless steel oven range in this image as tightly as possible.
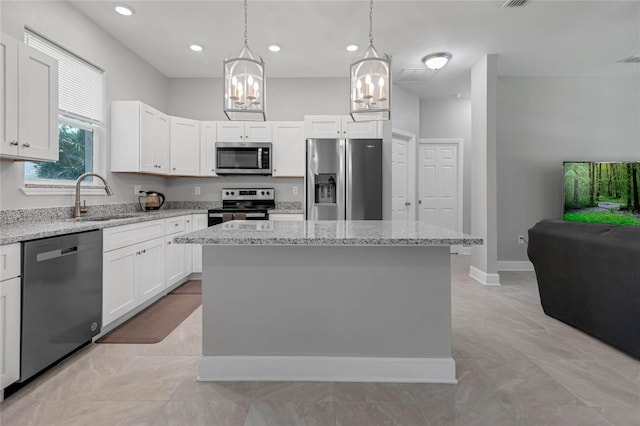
[208,188,275,226]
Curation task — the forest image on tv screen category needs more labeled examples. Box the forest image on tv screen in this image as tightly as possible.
[564,162,640,226]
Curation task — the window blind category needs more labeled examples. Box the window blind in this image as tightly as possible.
[24,29,103,124]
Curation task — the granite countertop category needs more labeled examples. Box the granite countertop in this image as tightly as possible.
[175,220,483,246]
[0,209,207,245]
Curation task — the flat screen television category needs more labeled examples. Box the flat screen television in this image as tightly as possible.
[563,161,640,226]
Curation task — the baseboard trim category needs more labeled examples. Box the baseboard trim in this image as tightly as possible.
[497,261,535,272]
[469,266,501,286]
[198,356,457,384]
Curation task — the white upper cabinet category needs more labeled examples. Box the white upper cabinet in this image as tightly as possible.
[304,115,381,139]
[340,116,381,139]
[170,116,200,176]
[111,101,170,175]
[200,121,217,177]
[1,32,58,161]
[217,121,272,142]
[272,121,305,177]
[140,104,170,174]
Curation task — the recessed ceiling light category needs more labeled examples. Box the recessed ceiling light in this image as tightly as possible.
[422,52,452,70]
[268,45,281,52]
[190,44,204,52]
[114,4,135,16]
[346,45,359,52]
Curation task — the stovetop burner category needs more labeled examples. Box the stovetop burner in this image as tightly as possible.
[210,187,275,213]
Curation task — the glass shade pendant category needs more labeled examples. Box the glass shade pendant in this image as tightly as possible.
[350,0,390,122]
[224,0,265,121]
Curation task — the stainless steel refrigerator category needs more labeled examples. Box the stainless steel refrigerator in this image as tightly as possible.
[306,138,382,220]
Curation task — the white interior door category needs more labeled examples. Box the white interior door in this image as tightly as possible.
[418,140,462,253]
[392,129,416,221]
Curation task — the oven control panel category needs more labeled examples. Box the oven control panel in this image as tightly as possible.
[221,188,274,201]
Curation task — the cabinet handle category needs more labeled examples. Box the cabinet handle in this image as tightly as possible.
[136,251,141,255]
[10,140,18,146]
[167,241,172,245]
[240,135,244,139]
[336,130,340,134]
[23,142,31,147]
[211,169,215,172]
[343,131,346,134]
[175,223,179,227]
[142,249,146,254]
[173,167,176,171]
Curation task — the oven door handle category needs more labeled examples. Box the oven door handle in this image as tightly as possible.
[244,212,267,218]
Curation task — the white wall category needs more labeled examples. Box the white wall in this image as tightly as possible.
[497,76,640,262]
[168,78,349,121]
[420,99,472,233]
[391,84,420,138]
[0,1,170,211]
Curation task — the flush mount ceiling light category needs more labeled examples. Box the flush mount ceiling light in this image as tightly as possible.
[223,0,265,121]
[190,44,204,52]
[349,0,391,122]
[346,45,359,52]
[268,45,281,52]
[114,4,135,16]
[422,52,452,70]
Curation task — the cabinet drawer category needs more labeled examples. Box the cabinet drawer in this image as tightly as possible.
[165,216,186,235]
[0,243,21,281]
[103,219,165,252]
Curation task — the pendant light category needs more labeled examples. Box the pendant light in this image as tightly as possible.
[223,0,265,121]
[350,0,390,122]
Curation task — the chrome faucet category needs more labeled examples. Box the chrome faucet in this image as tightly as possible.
[73,173,114,218]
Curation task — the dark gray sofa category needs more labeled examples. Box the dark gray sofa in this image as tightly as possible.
[527,219,640,359]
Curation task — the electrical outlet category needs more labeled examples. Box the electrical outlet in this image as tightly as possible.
[518,235,525,244]
[134,184,141,195]
[195,186,201,195]
[293,186,299,195]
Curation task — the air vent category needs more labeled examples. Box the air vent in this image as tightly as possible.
[618,55,640,64]
[502,0,528,8]
[396,68,437,82]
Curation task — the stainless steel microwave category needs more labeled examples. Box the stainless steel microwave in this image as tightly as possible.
[215,142,272,175]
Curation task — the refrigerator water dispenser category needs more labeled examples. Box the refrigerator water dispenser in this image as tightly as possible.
[315,174,337,204]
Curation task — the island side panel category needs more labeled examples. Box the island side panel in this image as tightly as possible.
[201,245,452,359]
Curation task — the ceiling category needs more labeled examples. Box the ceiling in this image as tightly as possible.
[69,0,640,100]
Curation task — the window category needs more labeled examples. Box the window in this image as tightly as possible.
[23,29,103,185]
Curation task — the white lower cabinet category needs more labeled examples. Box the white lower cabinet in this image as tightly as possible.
[191,214,208,273]
[165,234,187,287]
[1,243,21,392]
[137,237,166,304]
[165,215,191,288]
[102,236,167,326]
[1,277,20,390]
[102,215,199,327]
[102,244,138,326]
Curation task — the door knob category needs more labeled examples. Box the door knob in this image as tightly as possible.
[405,202,411,206]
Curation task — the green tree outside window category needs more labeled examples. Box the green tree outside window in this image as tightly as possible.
[25,122,93,182]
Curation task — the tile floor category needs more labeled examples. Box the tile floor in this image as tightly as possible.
[1,255,639,426]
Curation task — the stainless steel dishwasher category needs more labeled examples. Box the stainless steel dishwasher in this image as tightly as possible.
[20,230,103,382]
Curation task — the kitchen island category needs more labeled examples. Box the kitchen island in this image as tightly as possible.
[175,220,482,383]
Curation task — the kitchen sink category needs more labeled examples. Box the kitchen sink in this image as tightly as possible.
[74,215,139,222]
